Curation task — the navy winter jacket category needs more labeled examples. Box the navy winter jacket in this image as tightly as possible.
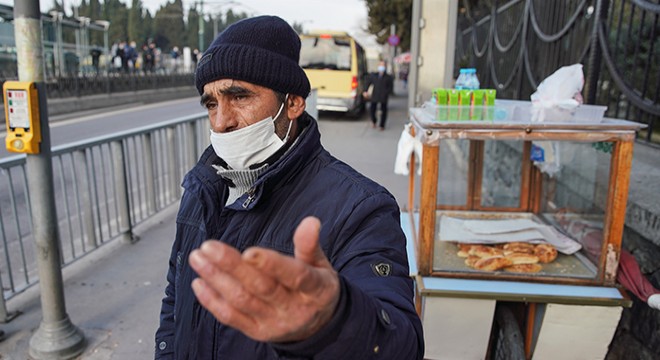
[155,113,424,359]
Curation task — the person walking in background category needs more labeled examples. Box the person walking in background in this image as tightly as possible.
[143,41,156,73]
[364,60,394,131]
[128,41,138,71]
[90,47,102,75]
[154,15,423,360]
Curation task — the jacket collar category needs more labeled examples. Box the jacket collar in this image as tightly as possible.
[189,112,322,211]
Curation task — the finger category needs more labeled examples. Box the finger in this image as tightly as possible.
[244,247,331,295]
[293,216,330,268]
[194,240,243,272]
[191,278,260,335]
[193,241,291,305]
[242,247,310,291]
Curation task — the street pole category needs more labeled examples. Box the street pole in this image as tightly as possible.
[389,24,396,74]
[408,0,422,109]
[13,1,86,359]
[198,0,205,52]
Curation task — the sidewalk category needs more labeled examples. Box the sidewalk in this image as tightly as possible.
[0,205,178,360]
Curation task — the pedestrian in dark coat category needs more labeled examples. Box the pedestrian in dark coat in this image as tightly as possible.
[364,60,394,130]
[155,15,424,360]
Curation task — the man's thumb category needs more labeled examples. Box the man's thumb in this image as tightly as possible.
[293,216,327,266]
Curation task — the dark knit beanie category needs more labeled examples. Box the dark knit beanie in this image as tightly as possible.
[195,15,311,98]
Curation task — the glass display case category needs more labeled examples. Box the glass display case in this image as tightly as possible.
[406,105,644,286]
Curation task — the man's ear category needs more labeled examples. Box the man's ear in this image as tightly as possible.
[287,94,306,120]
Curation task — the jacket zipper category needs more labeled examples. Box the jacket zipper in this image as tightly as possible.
[242,187,256,208]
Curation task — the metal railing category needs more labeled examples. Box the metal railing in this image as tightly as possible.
[456,0,659,144]
[0,72,195,102]
[0,113,209,318]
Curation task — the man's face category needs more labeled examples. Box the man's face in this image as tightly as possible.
[201,79,282,134]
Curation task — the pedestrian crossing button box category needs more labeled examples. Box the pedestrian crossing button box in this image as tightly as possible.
[3,81,41,153]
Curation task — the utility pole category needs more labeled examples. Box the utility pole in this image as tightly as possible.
[13,1,86,358]
[198,0,205,52]
[389,24,396,74]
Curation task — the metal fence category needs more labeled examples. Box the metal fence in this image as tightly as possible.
[0,72,195,102]
[456,0,660,144]
[0,113,209,318]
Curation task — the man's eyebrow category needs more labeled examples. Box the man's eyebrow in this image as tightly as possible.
[200,93,211,106]
[219,85,254,96]
[199,85,255,106]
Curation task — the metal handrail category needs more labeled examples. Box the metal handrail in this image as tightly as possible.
[0,113,209,317]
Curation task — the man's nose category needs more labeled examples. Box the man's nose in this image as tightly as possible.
[210,107,235,133]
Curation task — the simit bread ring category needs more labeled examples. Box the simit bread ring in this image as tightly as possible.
[469,245,504,258]
[473,256,513,271]
[534,244,558,263]
[505,253,540,265]
[464,255,481,268]
[503,242,536,255]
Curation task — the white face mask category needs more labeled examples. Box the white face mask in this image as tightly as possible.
[209,95,292,170]
[378,65,386,73]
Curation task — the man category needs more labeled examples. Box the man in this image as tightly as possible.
[364,60,394,130]
[155,16,424,359]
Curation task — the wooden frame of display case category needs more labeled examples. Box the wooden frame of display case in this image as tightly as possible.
[408,113,641,287]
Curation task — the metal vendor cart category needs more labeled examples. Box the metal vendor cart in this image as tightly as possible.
[401,102,645,359]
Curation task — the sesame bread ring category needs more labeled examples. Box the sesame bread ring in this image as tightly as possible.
[534,244,558,263]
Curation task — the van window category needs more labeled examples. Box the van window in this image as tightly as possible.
[300,36,352,71]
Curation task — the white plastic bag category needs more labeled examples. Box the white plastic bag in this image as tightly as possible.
[394,124,423,176]
[530,64,584,122]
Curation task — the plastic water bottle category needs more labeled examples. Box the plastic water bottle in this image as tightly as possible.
[455,68,469,90]
[465,68,480,90]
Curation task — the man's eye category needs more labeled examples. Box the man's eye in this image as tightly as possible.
[205,102,217,110]
[234,94,247,101]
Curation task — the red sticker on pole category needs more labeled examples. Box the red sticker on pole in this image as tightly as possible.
[388,34,400,46]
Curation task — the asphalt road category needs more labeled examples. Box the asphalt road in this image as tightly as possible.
[0,97,205,159]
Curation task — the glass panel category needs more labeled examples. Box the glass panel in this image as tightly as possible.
[538,141,612,265]
[481,140,522,208]
[437,139,469,206]
[432,211,597,280]
[299,36,352,71]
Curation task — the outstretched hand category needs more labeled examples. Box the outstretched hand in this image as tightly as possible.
[189,216,340,343]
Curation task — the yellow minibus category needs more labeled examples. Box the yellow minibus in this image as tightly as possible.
[299,31,368,117]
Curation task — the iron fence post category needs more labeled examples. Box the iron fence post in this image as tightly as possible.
[0,272,20,323]
[111,140,135,243]
[188,121,198,168]
[585,0,609,104]
[166,127,179,200]
[74,149,97,248]
[143,133,157,214]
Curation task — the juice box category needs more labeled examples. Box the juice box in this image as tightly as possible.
[459,90,472,120]
[448,90,460,120]
[472,90,485,121]
[434,88,448,120]
[484,89,497,121]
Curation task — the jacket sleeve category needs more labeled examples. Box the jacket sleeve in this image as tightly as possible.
[154,180,206,359]
[272,192,424,359]
[154,232,179,359]
[387,75,394,96]
[364,74,373,90]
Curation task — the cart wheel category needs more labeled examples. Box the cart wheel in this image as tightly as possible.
[491,305,526,360]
